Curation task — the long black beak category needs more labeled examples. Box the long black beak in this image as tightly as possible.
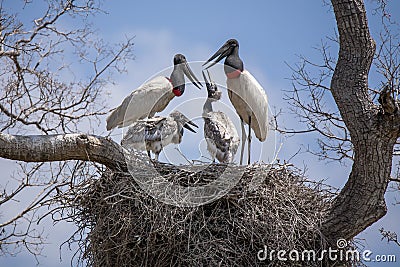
[203,43,231,69]
[182,61,202,90]
[183,120,198,133]
[202,69,210,86]
[202,69,216,90]
[177,111,198,133]
[202,70,221,100]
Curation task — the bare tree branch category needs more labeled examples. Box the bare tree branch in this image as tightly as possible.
[0,0,134,257]
[380,228,400,247]
[0,0,134,134]
[0,132,127,171]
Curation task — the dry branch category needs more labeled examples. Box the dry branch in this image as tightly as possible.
[0,132,126,171]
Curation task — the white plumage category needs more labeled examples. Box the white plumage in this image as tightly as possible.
[204,112,239,163]
[106,76,174,130]
[204,39,269,164]
[106,54,201,131]
[202,70,239,163]
[227,70,268,142]
[121,111,197,161]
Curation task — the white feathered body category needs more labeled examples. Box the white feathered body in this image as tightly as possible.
[204,111,240,163]
[226,70,268,141]
[107,76,174,130]
[121,116,182,156]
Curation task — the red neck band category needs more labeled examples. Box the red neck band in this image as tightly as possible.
[226,69,242,79]
[166,77,182,96]
[173,88,182,96]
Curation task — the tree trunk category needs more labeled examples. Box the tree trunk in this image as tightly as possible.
[321,0,400,243]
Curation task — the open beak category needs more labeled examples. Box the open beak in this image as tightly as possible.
[203,42,231,69]
[202,70,222,100]
[202,69,215,91]
[177,112,198,133]
[183,120,198,133]
[202,69,210,86]
[183,61,202,90]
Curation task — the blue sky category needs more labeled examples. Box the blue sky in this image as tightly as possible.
[1,0,400,266]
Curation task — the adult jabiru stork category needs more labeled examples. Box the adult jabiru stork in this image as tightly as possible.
[202,70,239,163]
[106,54,202,130]
[121,110,198,161]
[203,39,268,165]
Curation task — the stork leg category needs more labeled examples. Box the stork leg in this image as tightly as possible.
[239,118,246,165]
[248,115,252,165]
[155,152,159,161]
[157,144,163,162]
[147,150,151,159]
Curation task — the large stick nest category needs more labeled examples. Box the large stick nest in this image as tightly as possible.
[65,155,337,267]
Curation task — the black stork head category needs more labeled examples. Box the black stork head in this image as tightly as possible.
[202,70,221,101]
[169,110,198,134]
[203,39,244,78]
[170,54,202,97]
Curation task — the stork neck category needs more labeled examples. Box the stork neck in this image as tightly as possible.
[224,46,243,77]
[170,67,185,96]
[203,98,214,114]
